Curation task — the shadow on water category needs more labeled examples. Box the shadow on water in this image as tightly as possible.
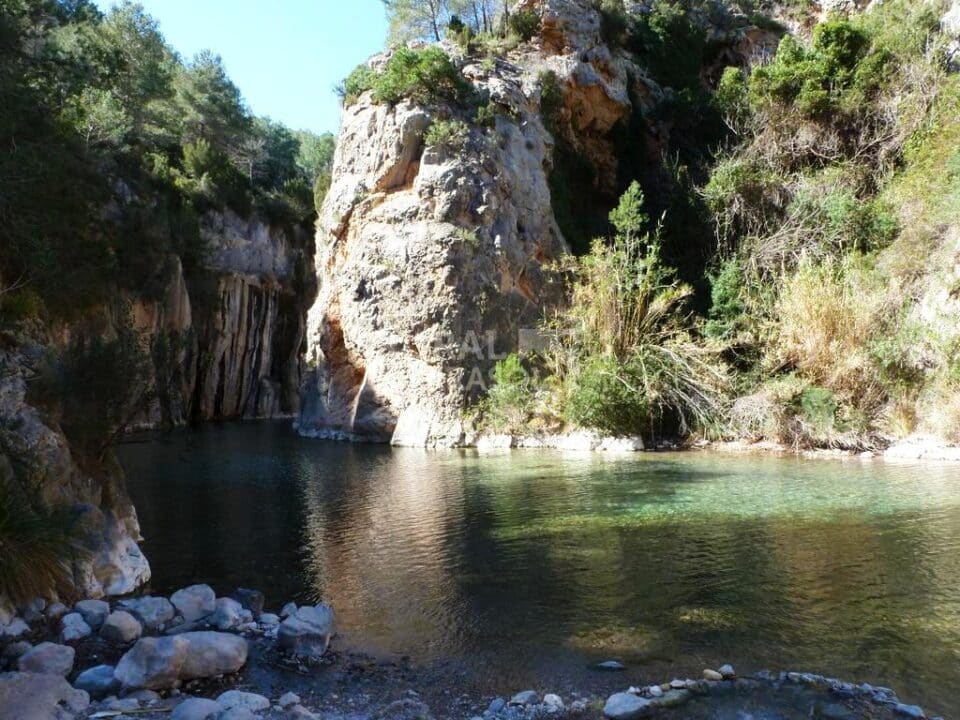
[116,422,960,717]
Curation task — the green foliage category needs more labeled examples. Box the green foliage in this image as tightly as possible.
[748,20,887,119]
[29,322,154,460]
[625,1,707,91]
[483,354,534,432]
[507,10,540,41]
[0,0,323,317]
[796,385,838,434]
[0,479,81,605]
[549,183,728,437]
[340,48,469,108]
[475,101,497,127]
[424,118,470,152]
[705,258,745,340]
[715,67,749,130]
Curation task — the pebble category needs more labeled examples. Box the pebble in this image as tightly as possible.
[171,697,222,720]
[648,685,663,697]
[703,669,723,681]
[508,690,538,706]
[74,599,110,629]
[719,663,735,678]
[488,697,506,713]
[543,693,564,710]
[279,691,301,708]
[594,660,626,671]
[100,610,143,643]
[216,689,271,712]
[60,612,92,642]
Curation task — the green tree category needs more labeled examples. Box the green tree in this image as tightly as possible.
[174,50,250,151]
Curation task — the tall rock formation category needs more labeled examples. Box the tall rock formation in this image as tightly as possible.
[0,206,316,600]
[298,0,776,446]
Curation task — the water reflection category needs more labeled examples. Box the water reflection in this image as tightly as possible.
[117,424,960,716]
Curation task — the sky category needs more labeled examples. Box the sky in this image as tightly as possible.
[95,0,388,135]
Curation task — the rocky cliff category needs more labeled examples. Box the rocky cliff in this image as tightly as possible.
[297,0,779,446]
[132,209,316,427]
[0,206,316,600]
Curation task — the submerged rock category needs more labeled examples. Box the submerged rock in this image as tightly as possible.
[278,604,334,657]
[0,671,90,720]
[114,631,248,690]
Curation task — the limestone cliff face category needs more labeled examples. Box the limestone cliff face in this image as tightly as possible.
[0,342,151,598]
[298,0,774,446]
[0,207,315,600]
[133,209,316,427]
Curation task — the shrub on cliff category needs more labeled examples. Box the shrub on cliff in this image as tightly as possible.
[338,48,470,108]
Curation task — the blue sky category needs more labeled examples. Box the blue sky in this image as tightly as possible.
[95,0,388,135]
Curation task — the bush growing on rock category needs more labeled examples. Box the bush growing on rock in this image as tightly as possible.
[424,118,470,153]
[339,48,470,108]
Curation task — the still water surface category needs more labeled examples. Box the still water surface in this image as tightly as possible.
[117,423,960,716]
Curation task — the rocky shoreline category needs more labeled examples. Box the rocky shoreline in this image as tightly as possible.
[466,429,960,463]
[0,586,944,720]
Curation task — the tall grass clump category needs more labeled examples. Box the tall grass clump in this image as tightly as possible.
[0,479,80,604]
[548,182,728,437]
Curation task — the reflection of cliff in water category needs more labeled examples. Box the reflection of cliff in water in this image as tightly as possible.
[118,425,960,718]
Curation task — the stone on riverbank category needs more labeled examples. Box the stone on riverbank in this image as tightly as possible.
[278,604,333,657]
[604,692,652,720]
[719,664,735,679]
[509,690,539,706]
[73,664,118,698]
[100,610,142,643]
[73,600,109,630]
[172,697,222,720]
[209,597,244,630]
[117,596,176,631]
[703,669,723,681]
[2,617,29,639]
[0,671,89,720]
[231,588,265,616]
[279,691,301,708]
[216,689,271,712]
[17,643,74,677]
[60,613,92,642]
[171,584,216,622]
[114,631,248,690]
[44,603,67,622]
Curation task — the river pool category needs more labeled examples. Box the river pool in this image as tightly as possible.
[116,422,960,716]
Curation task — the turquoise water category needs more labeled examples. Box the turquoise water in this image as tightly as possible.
[116,423,960,716]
